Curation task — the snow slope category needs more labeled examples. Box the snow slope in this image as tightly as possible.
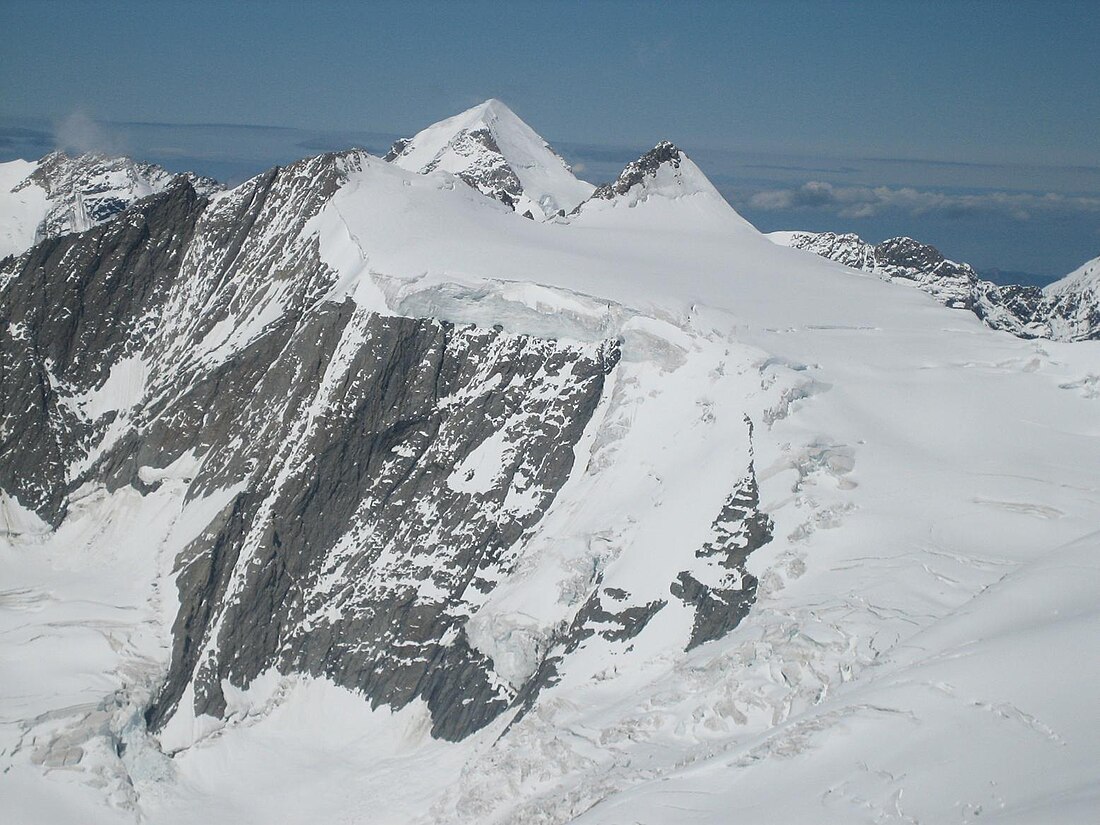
[0,159,49,258]
[3,135,1100,825]
[385,99,594,218]
[1044,253,1100,341]
[571,529,1100,824]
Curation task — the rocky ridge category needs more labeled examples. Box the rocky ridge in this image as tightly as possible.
[773,230,1099,340]
[572,140,732,217]
[1043,254,1100,341]
[0,151,220,260]
[589,140,685,201]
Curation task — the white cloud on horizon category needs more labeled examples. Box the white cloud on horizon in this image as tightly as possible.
[746,180,1100,221]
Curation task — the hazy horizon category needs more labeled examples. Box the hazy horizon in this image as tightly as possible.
[2,106,1095,280]
[2,0,1097,278]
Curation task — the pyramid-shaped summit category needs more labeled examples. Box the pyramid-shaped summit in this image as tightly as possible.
[588,141,723,203]
[568,140,755,232]
[384,98,594,219]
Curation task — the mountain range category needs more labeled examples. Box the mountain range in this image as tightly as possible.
[2,100,1099,825]
[769,230,1100,341]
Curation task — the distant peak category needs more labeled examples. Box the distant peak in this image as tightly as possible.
[384,98,593,218]
[778,231,972,276]
[1045,252,1100,295]
[874,236,959,273]
[40,149,112,167]
[475,97,510,114]
[567,139,753,230]
[418,98,523,136]
[30,150,221,194]
[645,140,684,163]
[587,140,690,202]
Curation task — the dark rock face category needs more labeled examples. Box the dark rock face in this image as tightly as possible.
[144,314,620,740]
[4,151,630,742]
[386,127,525,212]
[382,137,410,163]
[872,236,978,308]
[972,281,1046,336]
[672,455,772,650]
[589,140,683,201]
[874,236,952,275]
[501,443,773,725]
[0,150,362,527]
[1047,293,1100,341]
[565,588,668,652]
[0,181,209,524]
[423,127,525,210]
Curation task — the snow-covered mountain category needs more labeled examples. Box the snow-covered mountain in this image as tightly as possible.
[770,229,1100,341]
[1043,254,1100,341]
[384,98,594,219]
[571,140,755,233]
[585,140,715,202]
[3,106,1100,825]
[0,151,220,259]
[767,231,976,307]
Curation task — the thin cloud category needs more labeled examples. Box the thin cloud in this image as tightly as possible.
[54,111,125,156]
[742,162,861,175]
[746,180,1100,221]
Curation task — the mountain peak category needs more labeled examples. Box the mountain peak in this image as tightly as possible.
[1041,253,1100,341]
[569,140,747,228]
[588,140,689,201]
[472,97,511,116]
[0,150,220,259]
[1045,253,1100,295]
[384,100,593,219]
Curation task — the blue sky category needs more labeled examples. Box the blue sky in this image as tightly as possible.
[2,0,1098,278]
